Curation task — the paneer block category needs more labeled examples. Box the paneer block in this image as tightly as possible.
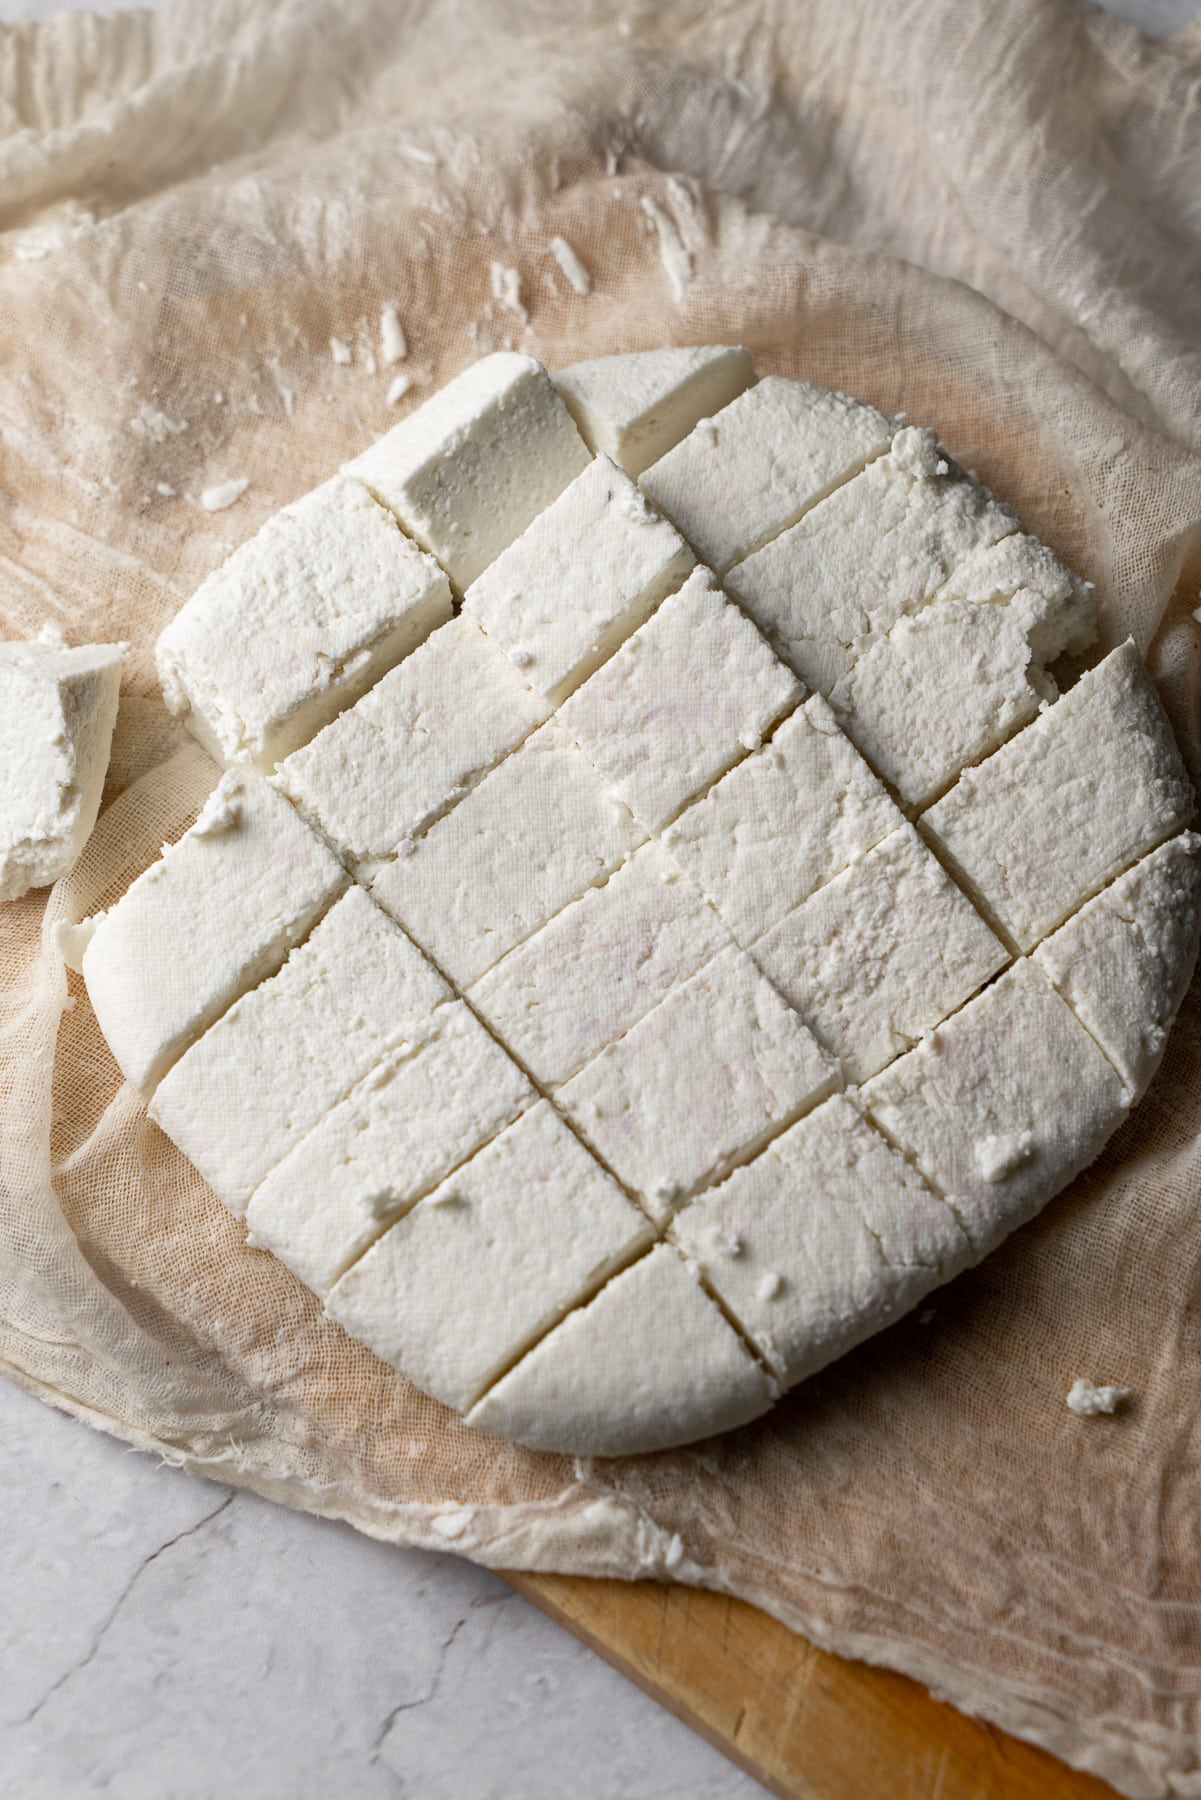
[558,943,839,1221]
[150,886,451,1216]
[553,345,754,478]
[558,568,802,834]
[83,772,348,1094]
[466,1243,773,1456]
[342,352,590,590]
[463,455,694,705]
[326,1101,653,1411]
[672,1095,972,1386]
[921,642,1195,950]
[275,615,550,867]
[752,823,1006,1083]
[662,695,903,943]
[245,1003,533,1295]
[468,840,730,1086]
[371,721,645,987]
[156,475,452,771]
[640,378,895,574]
[0,634,125,901]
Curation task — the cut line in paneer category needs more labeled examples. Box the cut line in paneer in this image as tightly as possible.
[325,1101,654,1413]
[83,772,348,1095]
[275,615,550,869]
[752,822,1006,1084]
[671,1095,973,1387]
[371,720,645,988]
[1032,832,1201,1096]
[640,377,896,575]
[156,475,453,772]
[552,345,754,479]
[558,942,840,1222]
[342,352,590,590]
[466,1242,773,1457]
[921,642,1195,951]
[150,886,451,1217]
[558,567,802,835]
[662,694,903,944]
[245,1003,533,1297]
[861,959,1131,1254]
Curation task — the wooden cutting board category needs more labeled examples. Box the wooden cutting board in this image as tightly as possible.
[507,1572,1115,1799]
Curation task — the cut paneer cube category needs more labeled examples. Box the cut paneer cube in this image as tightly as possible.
[342,352,589,590]
[921,642,1194,951]
[553,345,754,478]
[156,475,452,771]
[558,943,839,1222]
[325,1101,653,1411]
[466,1243,773,1456]
[150,886,451,1216]
[640,378,895,574]
[83,771,347,1094]
[672,1095,972,1386]
[371,720,645,987]
[463,454,694,705]
[558,568,802,834]
[245,1003,533,1296]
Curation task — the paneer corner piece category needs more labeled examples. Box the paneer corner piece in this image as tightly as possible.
[552,344,754,479]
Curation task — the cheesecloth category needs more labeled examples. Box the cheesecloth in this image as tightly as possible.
[2,0,1201,1790]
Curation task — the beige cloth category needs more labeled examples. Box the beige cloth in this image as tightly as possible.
[2,0,1201,1790]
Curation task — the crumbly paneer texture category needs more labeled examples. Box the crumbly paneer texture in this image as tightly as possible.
[275,615,550,866]
[662,694,903,944]
[466,1243,773,1457]
[156,475,452,771]
[552,345,754,479]
[462,454,695,705]
[468,839,731,1086]
[342,352,590,590]
[371,720,645,987]
[936,530,1096,662]
[558,567,802,834]
[753,822,1006,1083]
[860,959,1131,1253]
[150,887,451,1217]
[672,1095,972,1386]
[326,1101,653,1412]
[558,942,839,1222]
[245,1003,533,1296]
[921,641,1195,950]
[1033,832,1201,1096]
[0,637,124,901]
[640,377,896,575]
[83,772,347,1095]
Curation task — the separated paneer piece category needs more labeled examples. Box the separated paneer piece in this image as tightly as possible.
[860,959,1131,1253]
[0,634,125,902]
[245,1003,533,1296]
[371,720,645,987]
[1032,832,1201,1096]
[150,886,451,1216]
[468,840,730,1087]
[558,568,802,835]
[462,455,695,705]
[671,1095,973,1387]
[83,772,348,1095]
[275,616,550,869]
[326,1101,654,1411]
[156,476,453,772]
[640,378,896,575]
[921,642,1195,951]
[662,695,903,944]
[558,943,840,1222]
[466,1243,773,1456]
[552,345,755,479]
[342,352,590,590]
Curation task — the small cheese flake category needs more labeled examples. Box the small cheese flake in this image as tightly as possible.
[1066,1378,1130,1417]
[386,372,413,406]
[155,481,178,498]
[37,620,68,649]
[738,728,763,752]
[549,235,592,296]
[640,195,691,302]
[490,262,528,324]
[192,774,243,838]
[757,1272,784,1302]
[507,647,533,668]
[330,337,353,366]
[199,477,250,512]
[380,305,408,365]
[975,1131,1035,1184]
